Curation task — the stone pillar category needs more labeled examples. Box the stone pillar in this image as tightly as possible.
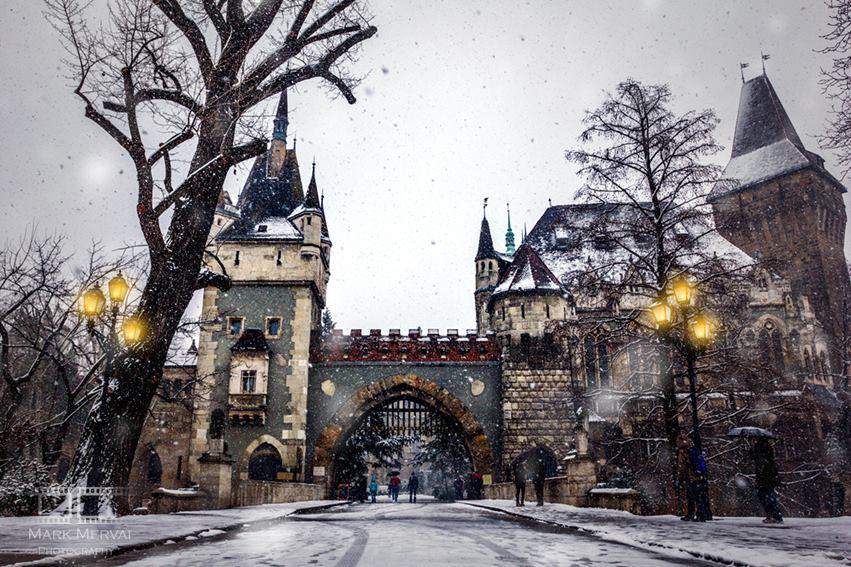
[197,453,235,509]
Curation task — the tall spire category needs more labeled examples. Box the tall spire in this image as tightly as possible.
[476,203,497,261]
[273,89,288,142]
[730,73,804,159]
[305,159,321,209]
[505,203,516,255]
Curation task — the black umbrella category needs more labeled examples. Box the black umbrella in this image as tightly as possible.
[727,426,776,439]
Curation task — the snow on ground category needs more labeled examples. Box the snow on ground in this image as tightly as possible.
[0,500,344,566]
[468,499,851,567]
[89,501,706,567]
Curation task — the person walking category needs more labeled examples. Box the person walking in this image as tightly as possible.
[532,463,545,507]
[677,437,699,521]
[689,445,712,521]
[453,476,464,500]
[369,474,378,504]
[389,473,401,502]
[513,461,526,507]
[753,438,783,523]
[408,472,419,503]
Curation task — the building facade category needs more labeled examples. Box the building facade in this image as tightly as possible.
[131,74,850,516]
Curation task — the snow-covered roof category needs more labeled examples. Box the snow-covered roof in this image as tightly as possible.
[524,203,753,288]
[218,216,303,242]
[492,243,564,297]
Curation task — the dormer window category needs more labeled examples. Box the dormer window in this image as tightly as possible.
[234,250,240,266]
[257,225,268,233]
[241,370,257,393]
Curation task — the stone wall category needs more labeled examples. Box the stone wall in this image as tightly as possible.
[233,480,324,507]
[500,361,577,475]
[483,458,603,508]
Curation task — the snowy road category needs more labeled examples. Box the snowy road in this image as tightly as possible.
[89,502,710,566]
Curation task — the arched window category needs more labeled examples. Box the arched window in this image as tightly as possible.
[803,349,813,375]
[248,443,282,481]
[584,336,609,389]
[598,342,609,388]
[545,303,551,319]
[520,304,526,319]
[770,328,784,372]
[584,337,597,389]
[147,450,163,484]
[817,351,829,379]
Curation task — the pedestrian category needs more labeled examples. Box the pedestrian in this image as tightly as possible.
[677,437,698,521]
[453,476,464,500]
[470,472,483,499]
[532,463,545,507]
[689,445,712,521]
[753,438,783,523]
[513,461,526,507]
[408,472,419,503]
[369,474,378,504]
[389,473,401,502]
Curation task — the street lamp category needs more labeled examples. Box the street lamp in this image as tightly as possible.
[649,276,716,519]
[108,272,130,307]
[122,316,145,346]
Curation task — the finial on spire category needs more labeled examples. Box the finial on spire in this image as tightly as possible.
[548,198,552,208]
[740,61,750,83]
[761,51,770,75]
[483,197,489,219]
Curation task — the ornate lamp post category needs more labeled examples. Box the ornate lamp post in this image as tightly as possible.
[650,276,716,516]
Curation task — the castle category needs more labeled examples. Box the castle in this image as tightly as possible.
[128,73,850,517]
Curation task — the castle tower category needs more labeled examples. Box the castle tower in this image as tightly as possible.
[190,91,331,493]
[709,73,849,373]
[475,205,502,333]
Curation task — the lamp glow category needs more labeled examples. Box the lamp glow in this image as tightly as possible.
[671,276,695,306]
[108,272,130,304]
[80,287,106,319]
[122,316,145,345]
[690,313,716,346]
[650,300,674,328]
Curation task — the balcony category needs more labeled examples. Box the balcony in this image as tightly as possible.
[228,393,267,425]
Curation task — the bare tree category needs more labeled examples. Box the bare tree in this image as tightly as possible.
[820,0,851,176]
[564,79,750,503]
[44,0,377,512]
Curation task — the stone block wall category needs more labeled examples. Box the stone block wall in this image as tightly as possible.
[500,361,578,475]
[482,458,601,509]
[233,480,324,507]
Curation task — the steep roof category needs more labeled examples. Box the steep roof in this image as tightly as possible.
[710,74,845,200]
[524,203,752,287]
[476,216,497,261]
[218,216,303,242]
[492,243,564,297]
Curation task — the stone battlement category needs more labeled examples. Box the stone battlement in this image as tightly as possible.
[312,328,500,362]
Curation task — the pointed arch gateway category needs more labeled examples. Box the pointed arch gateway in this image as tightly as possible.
[311,374,495,490]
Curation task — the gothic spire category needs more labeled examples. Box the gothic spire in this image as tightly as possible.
[505,203,516,255]
[476,203,497,261]
[305,159,321,209]
[273,89,288,142]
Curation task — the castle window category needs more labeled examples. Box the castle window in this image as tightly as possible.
[147,450,162,484]
[234,250,240,266]
[227,317,244,337]
[501,305,506,320]
[520,304,526,319]
[817,351,829,378]
[584,335,610,389]
[803,349,813,375]
[546,304,550,319]
[276,249,282,266]
[758,322,784,372]
[307,217,312,225]
[217,218,222,226]
[241,370,257,393]
[266,317,282,338]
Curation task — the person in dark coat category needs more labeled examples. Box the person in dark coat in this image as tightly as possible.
[408,472,419,503]
[532,462,545,507]
[677,437,698,521]
[753,438,783,523]
[513,461,526,507]
[453,477,464,500]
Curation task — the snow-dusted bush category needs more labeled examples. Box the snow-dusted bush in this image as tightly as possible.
[0,459,57,516]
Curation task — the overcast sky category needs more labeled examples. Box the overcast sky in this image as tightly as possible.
[0,0,847,332]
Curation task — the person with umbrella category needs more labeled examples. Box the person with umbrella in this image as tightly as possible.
[753,437,783,523]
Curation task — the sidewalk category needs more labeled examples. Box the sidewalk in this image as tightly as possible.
[465,499,850,567]
[0,500,346,566]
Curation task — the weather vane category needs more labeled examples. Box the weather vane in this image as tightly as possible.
[483,197,488,218]
[761,51,771,74]
[740,61,750,83]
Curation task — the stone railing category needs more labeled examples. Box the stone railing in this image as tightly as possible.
[312,328,501,363]
[233,480,325,507]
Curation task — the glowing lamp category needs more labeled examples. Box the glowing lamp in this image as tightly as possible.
[122,316,145,345]
[671,276,695,307]
[690,314,716,346]
[80,287,106,319]
[650,300,674,328]
[108,272,130,304]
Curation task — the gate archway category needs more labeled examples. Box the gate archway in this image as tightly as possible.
[311,374,495,491]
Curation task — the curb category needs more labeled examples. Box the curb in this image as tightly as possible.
[461,502,755,567]
[13,501,350,566]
